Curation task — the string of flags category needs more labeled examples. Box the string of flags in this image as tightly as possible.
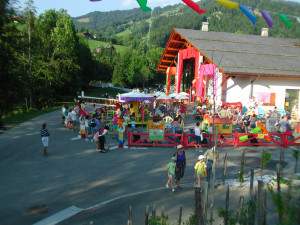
[89,0,299,29]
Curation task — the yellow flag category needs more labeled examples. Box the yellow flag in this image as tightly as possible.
[214,0,239,11]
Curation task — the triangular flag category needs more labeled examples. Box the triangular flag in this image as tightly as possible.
[89,0,102,2]
[279,14,292,29]
[182,0,207,14]
[261,10,273,28]
[136,0,152,11]
[213,0,239,11]
[239,5,256,25]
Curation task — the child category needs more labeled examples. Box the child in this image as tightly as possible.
[40,123,50,157]
[166,156,177,192]
[194,155,207,187]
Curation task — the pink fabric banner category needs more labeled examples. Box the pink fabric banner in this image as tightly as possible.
[198,64,216,99]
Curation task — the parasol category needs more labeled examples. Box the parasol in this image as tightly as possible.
[169,93,178,98]
[153,91,165,97]
[174,94,189,100]
[179,92,189,96]
[117,91,154,101]
[156,93,171,100]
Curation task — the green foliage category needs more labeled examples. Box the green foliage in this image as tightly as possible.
[218,199,257,225]
[148,215,169,225]
[267,180,300,225]
[262,151,272,166]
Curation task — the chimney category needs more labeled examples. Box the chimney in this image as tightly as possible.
[202,22,209,32]
[261,28,269,37]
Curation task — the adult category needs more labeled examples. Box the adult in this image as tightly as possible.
[204,146,219,187]
[218,107,227,118]
[194,122,202,152]
[268,114,279,133]
[69,109,77,131]
[278,116,288,133]
[174,145,186,189]
[249,114,258,129]
[163,114,173,133]
[241,114,251,133]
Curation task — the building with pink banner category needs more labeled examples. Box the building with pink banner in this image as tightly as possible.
[157,25,300,118]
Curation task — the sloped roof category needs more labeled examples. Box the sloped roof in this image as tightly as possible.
[157,28,300,78]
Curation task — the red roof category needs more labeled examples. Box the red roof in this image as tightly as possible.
[206,117,232,124]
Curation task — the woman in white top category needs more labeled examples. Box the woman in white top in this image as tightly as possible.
[194,122,202,152]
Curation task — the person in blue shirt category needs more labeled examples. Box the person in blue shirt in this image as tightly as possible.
[174,145,186,189]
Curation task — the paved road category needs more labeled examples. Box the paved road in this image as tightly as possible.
[0,110,299,225]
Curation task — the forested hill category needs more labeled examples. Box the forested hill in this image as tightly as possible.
[72,0,300,48]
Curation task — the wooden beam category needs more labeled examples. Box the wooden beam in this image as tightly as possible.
[170,40,186,44]
[167,47,181,51]
[159,65,168,68]
[162,60,173,63]
[164,54,176,57]
[220,76,231,86]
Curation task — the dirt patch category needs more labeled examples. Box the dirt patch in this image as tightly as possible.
[77,18,90,23]
[28,205,50,214]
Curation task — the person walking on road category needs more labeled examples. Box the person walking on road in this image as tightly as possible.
[194,155,207,187]
[204,146,219,187]
[174,145,186,189]
[166,156,177,192]
[40,123,50,157]
[194,122,202,152]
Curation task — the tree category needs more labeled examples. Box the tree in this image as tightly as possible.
[0,0,24,117]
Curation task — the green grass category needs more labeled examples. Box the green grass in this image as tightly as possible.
[87,39,128,52]
[84,87,128,99]
[115,29,132,37]
[0,105,71,134]
[0,88,128,134]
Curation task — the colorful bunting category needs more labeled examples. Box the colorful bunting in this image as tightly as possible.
[182,0,207,14]
[261,10,273,28]
[136,0,152,11]
[279,14,292,29]
[213,0,239,11]
[239,5,256,25]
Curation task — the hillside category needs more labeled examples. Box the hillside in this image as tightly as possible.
[72,0,300,48]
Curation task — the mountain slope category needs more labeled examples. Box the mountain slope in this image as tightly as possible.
[72,0,300,48]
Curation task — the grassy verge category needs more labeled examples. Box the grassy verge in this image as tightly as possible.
[0,87,128,134]
[0,104,72,135]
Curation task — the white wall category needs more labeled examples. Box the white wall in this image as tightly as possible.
[225,76,300,112]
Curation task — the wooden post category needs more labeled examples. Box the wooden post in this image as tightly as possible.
[224,186,229,225]
[195,186,202,225]
[279,148,284,177]
[263,189,267,225]
[239,151,246,188]
[161,206,165,225]
[203,182,209,225]
[178,204,182,225]
[210,126,218,221]
[260,150,264,178]
[236,196,244,219]
[128,205,132,225]
[145,205,149,225]
[152,204,157,218]
[250,169,254,199]
[222,153,228,186]
[258,180,265,225]
[276,164,282,223]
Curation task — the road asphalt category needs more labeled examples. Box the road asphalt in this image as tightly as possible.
[0,110,299,225]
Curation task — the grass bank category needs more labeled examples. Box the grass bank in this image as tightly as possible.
[0,87,128,134]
